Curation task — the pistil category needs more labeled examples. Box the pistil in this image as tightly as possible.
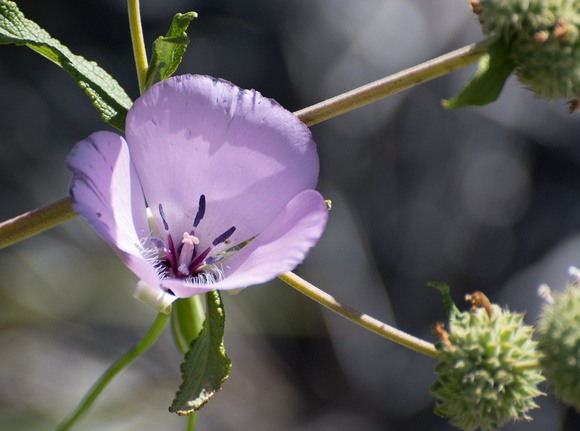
[177,232,199,276]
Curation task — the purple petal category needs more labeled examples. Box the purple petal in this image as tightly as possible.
[163,189,328,297]
[66,132,160,288]
[125,74,320,254]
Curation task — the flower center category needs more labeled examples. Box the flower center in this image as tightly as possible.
[154,195,236,283]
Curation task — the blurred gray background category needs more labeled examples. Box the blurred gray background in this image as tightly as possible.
[1,0,580,430]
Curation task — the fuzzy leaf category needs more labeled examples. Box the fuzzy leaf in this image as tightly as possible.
[144,12,197,91]
[0,0,132,131]
[442,39,516,109]
[169,290,231,415]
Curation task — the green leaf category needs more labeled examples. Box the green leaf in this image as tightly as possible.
[442,39,516,109]
[428,281,460,321]
[0,0,132,131]
[169,290,231,415]
[144,12,197,91]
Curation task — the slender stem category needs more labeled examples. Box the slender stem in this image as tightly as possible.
[0,197,76,250]
[54,313,170,431]
[294,37,494,127]
[170,295,205,355]
[184,411,197,431]
[278,272,438,359]
[0,39,493,249]
[128,0,148,94]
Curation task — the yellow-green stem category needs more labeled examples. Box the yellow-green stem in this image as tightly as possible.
[278,271,438,359]
[170,295,206,355]
[128,0,148,94]
[54,312,170,431]
[185,411,197,431]
[0,197,76,250]
[295,37,493,127]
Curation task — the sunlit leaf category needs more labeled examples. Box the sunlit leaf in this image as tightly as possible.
[0,0,132,131]
[144,12,197,91]
[170,290,231,415]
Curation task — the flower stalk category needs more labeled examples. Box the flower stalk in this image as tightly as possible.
[128,0,148,94]
[54,312,170,431]
[185,412,197,431]
[278,271,438,359]
[0,197,76,250]
[295,37,494,127]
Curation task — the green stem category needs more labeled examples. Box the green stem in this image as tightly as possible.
[294,37,493,127]
[0,197,76,250]
[185,412,197,431]
[128,0,148,94]
[54,312,170,431]
[278,271,439,359]
[0,39,493,249]
[170,295,206,355]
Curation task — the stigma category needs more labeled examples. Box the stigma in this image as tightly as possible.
[177,232,200,276]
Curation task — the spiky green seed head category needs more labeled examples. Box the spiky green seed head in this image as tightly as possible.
[431,304,544,431]
[473,0,580,101]
[536,279,580,410]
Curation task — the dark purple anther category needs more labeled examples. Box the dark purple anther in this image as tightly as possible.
[193,195,206,228]
[158,203,169,231]
[187,226,236,273]
[212,226,236,246]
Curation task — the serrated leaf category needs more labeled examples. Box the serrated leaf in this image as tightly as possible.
[428,281,460,320]
[169,290,231,415]
[0,0,132,131]
[144,12,197,91]
[442,39,516,109]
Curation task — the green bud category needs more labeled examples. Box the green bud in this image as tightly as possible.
[536,273,580,410]
[431,298,544,431]
[473,0,580,102]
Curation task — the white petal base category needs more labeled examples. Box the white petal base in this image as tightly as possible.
[134,280,176,314]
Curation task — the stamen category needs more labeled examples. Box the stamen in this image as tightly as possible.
[205,255,223,265]
[212,226,236,246]
[193,195,206,228]
[188,226,236,274]
[150,237,177,274]
[150,238,165,249]
[166,233,177,274]
[158,203,169,231]
[188,247,212,274]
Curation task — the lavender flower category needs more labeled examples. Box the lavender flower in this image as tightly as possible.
[66,74,328,298]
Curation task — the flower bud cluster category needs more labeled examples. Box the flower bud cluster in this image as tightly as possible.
[471,0,580,102]
[536,278,580,410]
[431,302,544,431]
